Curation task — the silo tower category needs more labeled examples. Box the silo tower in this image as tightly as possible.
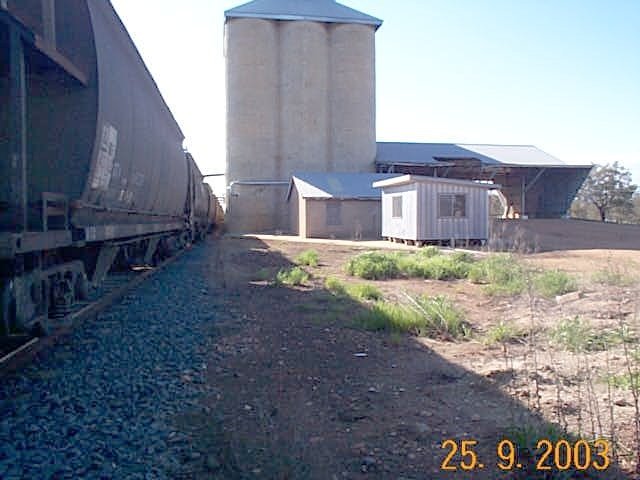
[224,0,383,233]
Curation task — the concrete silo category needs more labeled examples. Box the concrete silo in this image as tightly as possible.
[225,17,280,232]
[280,20,330,176]
[330,23,377,173]
[225,0,382,233]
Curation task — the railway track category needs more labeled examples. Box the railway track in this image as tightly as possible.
[0,248,186,375]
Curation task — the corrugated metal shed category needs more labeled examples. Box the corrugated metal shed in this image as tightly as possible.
[374,175,496,242]
[376,142,591,168]
[225,0,383,28]
[287,173,396,200]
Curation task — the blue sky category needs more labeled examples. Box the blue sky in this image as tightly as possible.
[111,0,640,196]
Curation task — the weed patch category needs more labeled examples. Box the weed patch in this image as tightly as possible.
[295,249,319,267]
[547,317,629,352]
[345,252,400,280]
[592,267,636,287]
[275,266,310,286]
[608,372,640,390]
[348,283,383,301]
[419,245,440,258]
[484,321,526,346]
[508,423,566,453]
[355,302,425,334]
[549,317,593,352]
[355,295,469,340]
[414,295,470,339]
[504,425,610,479]
[534,270,578,298]
[401,254,472,280]
[345,249,473,281]
[324,276,382,301]
[468,254,526,296]
[325,276,347,295]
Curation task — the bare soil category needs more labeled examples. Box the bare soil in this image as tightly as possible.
[176,237,640,479]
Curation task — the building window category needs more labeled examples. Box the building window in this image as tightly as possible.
[438,194,466,218]
[392,196,403,218]
[326,201,342,226]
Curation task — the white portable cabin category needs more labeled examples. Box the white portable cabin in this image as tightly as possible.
[373,175,497,243]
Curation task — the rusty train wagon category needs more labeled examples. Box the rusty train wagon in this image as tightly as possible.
[0,1,216,335]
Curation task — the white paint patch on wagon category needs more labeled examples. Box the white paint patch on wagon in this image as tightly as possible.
[91,123,119,190]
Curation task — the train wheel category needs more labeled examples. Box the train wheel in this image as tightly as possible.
[50,276,74,319]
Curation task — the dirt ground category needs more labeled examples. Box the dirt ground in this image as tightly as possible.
[176,237,640,479]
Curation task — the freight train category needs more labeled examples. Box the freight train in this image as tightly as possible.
[0,1,220,335]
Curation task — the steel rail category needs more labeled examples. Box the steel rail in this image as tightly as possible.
[0,245,190,375]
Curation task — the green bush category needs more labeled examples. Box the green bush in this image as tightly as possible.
[551,317,634,352]
[592,267,636,287]
[348,283,383,301]
[346,250,581,301]
[533,270,577,298]
[549,317,593,352]
[324,276,347,295]
[505,424,585,480]
[355,295,469,339]
[325,276,382,301]
[394,254,422,277]
[451,251,475,263]
[468,254,526,296]
[507,424,565,456]
[608,372,640,390]
[295,249,319,267]
[345,252,400,280]
[415,295,470,339]
[418,255,472,280]
[417,246,440,258]
[345,249,475,282]
[355,302,425,334]
[484,321,525,346]
[275,266,310,286]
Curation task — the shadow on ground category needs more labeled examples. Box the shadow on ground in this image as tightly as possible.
[172,237,632,480]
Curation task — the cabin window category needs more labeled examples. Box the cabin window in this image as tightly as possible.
[438,194,466,218]
[392,196,403,218]
[326,201,342,226]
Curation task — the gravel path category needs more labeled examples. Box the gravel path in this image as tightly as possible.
[0,242,221,479]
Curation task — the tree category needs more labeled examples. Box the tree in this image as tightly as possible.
[633,192,640,223]
[574,162,637,222]
[569,198,599,221]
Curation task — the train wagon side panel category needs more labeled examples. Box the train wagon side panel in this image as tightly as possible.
[78,1,188,229]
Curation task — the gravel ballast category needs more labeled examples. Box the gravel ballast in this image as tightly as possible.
[0,243,221,479]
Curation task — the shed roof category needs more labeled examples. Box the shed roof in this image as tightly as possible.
[288,172,397,200]
[376,142,592,169]
[373,175,499,190]
[225,0,382,28]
